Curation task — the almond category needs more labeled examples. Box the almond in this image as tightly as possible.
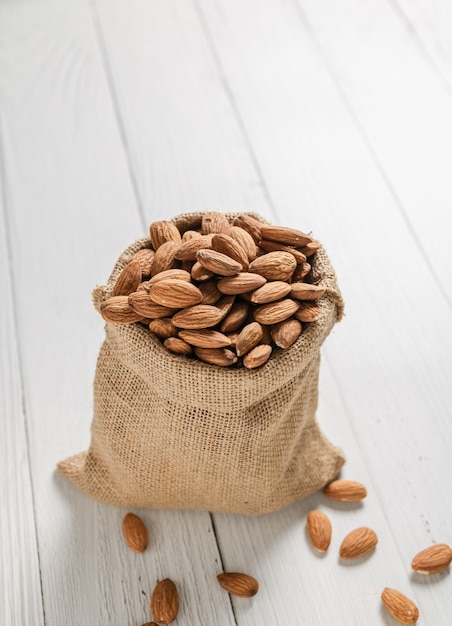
[295,303,323,323]
[122,512,149,553]
[178,329,231,348]
[149,221,181,250]
[196,249,242,276]
[411,543,452,574]
[260,224,312,247]
[249,251,297,281]
[150,279,203,308]
[151,240,181,276]
[164,337,193,356]
[149,318,178,339]
[141,622,159,626]
[323,479,367,502]
[292,262,311,281]
[306,510,332,552]
[232,214,263,243]
[259,239,307,264]
[217,572,259,597]
[298,240,320,257]
[150,578,179,624]
[236,322,264,357]
[215,295,236,318]
[194,347,238,367]
[211,233,249,270]
[381,588,419,624]
[198,279,222,304]
[172,305,225,329]
[339,527,378,559]
[100,296,144,324]
[131,248,155,276]
[201,210,231,234]
[220,302,250,332]
[290,283,326,301]
[271,318,302,348]
[148,268,192,285]
[243,344,272,369]
[181,229,202,241]
[112,260,143,297]
[190,261,214,281]
[174,235,213,261]
[254,299,299,325]
[250,280,292,304]
[227,225,258,260]
[217,273,267,295]
[128,292,178,319]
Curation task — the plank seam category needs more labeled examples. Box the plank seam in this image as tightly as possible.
[291,0,452,313]
[87,0,147,232]
[0,118,47,626]
[209,513,239,626]
[192,0,278,221]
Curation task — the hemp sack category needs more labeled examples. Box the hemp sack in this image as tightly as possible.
[58,212,345,515]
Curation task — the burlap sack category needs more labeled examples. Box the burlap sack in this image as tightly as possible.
[58,212,345,515]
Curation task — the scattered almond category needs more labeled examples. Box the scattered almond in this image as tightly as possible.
[381,588,419,624]
[306,510,332,552]
[411,543,452,574]
[339,527,378,559]
[323,479,367,502]
[150,578,179,624]
[217,572,259,597]
[122,513,149,553]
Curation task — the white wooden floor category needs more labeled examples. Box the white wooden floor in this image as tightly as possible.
[1,0,452,624]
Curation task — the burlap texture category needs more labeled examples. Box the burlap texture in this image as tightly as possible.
[58,212,345,515]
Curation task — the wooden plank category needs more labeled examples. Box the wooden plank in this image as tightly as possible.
[194,0,452,623]
[0,1,233,624]
[295,0,452,305]
[0,170,45,625]
[390,0,452,91]
[92,0,274,221]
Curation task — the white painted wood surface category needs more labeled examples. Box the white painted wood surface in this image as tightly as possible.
[1,0,451,624]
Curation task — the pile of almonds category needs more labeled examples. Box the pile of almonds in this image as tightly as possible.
[121,481,452,624]
[99,212,326,368]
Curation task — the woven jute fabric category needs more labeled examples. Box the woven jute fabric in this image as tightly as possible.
[57,212,345,515]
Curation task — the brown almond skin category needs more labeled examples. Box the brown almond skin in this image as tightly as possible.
[323,479,367,502]
[194,347,238,367]
[232,214,263,243]
[217,273,267,295]
[150,578,179,624]
[292,262,311,281]
[249,251,297,282]
[151,240,181,276]
[150,279,203,308]
[306,510,332,552]
[243,344,272,369]
[128,292,177,319]
[290,283,326,301]
[411,543,452,574]
[112,260,143,297]
[174,235,213,261]
[211,233,249,270]
[164,337,193,356]
[172,305,225,329]
[122,513,149,553]
[191,260,214,281]
[220,302,250,332]
[131,248,155,276]
[148,269,192,285]
[381,588,419,624]
[198,279,222,304]
[178,329,232,349]
[201,210,231,234]
[196,249,242,276]
[100,296,144,324]
[227,225,258,260]
[254,299,300,325]
[149,318,178,339]
[149,220,181,250]
[217,572,259,597]
[250,280,292,304]
[271,318,302,349]
[260,224,312,246]
[236,322,264,357]
[339,527,378,559]
[294,303,323,323]
[259,239,307,264]
[298,240,320,257]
